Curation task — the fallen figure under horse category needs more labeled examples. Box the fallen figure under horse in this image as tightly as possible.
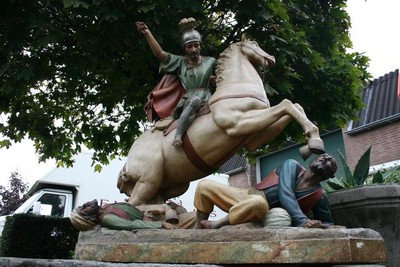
[118,36,325,206]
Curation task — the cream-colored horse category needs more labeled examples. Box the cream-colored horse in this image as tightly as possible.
[118,38,324,206]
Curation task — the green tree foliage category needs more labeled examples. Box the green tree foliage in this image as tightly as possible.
[0,0,369,166]
[0,171,30,215]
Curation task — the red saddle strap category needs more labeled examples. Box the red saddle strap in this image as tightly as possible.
[182,133,216,174]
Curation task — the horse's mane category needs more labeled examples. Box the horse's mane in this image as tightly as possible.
[215,42,241,85]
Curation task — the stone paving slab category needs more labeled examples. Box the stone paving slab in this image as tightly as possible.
[74,226,387,265]
[0,257,387,267]
[0,258,220,267]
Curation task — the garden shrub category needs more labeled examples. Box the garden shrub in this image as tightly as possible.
[0,213,78,259]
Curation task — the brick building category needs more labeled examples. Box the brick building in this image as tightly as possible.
[343,69,400,170]
[219,153,256,188]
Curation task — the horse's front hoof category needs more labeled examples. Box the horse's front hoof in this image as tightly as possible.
[299,145,312,160]
[307,138,325,154]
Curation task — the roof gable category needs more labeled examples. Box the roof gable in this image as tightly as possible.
[347,69,400,135]
[219,153,247,175]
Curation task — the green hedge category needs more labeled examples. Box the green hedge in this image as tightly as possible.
[0,213,79,259]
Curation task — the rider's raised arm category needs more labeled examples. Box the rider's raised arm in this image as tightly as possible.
[136,21,168,62]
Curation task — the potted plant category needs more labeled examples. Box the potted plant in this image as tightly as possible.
[326,146,400,267]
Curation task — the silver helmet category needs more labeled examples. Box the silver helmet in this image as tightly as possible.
[179,17,202,48]
[181,29,202,47]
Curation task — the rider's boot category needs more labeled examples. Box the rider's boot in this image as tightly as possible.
[172,97,202,147]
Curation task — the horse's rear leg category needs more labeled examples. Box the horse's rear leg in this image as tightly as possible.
[161,183,190,201]
[126,162,164,206]
[127,179,163,206]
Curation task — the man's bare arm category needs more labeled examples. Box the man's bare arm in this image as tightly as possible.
[136,21,168,61]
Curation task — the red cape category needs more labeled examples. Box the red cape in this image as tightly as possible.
[144,75,185,121]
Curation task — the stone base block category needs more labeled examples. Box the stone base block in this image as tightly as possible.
[74,227,387,265]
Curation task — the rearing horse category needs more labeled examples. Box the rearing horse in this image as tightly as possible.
[118,38,324,206]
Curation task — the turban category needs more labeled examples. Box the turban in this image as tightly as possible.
[70,208,97,231]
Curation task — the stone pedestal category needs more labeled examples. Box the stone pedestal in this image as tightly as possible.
[74,226,387,265]
[328,184,400,267]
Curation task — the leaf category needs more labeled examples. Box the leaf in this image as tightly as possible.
[264,83,278,96]
[138,3,156,13]
[268,35,288,44]
[372,171,383,184]
[0,139,11,149]
[353,146,371,186]
[326,177,346,190]
[94,164,103,173]
[337,149,353,186]
[63,0,89,8]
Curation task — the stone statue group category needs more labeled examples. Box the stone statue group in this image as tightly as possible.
[70,18,339,232]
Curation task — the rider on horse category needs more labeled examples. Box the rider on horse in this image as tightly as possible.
[136,18,216,147]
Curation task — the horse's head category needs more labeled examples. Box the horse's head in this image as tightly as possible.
[238,34,276,69]
[117,167,134,197]
[215,35,276,86]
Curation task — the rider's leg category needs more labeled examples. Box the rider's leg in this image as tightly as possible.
[172,96,202,147]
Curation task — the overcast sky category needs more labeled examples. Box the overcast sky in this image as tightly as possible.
[346,0,400,78]
[1,0,399,187]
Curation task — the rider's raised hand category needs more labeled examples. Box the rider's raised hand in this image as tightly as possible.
[136,21,149,34]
